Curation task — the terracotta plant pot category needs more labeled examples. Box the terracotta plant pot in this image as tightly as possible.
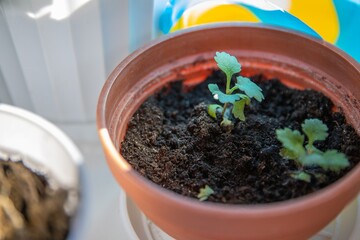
[97,24,360,240]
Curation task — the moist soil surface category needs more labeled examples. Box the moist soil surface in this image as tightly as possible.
[0,152,70,240]
[121,71,360,204]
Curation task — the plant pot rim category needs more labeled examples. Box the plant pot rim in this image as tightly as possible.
[97,23,360,216]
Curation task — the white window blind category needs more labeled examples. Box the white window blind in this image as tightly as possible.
[0,0,129,140]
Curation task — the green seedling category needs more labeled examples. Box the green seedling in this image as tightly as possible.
[208,52,264,126]
[197,185,214,201]
[276,118,350,182]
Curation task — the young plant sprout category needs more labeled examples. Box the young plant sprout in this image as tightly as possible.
[197,185,214,201]
[208,52,264,126]
[276,118,350,182]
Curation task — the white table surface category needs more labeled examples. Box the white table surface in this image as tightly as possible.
[73,140,124,240]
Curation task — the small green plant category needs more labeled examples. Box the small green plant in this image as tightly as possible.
[197,185,214,201]
[208,52,264,126]
[276,118,350,182]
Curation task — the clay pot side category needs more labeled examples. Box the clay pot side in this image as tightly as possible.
[97,24,360,240]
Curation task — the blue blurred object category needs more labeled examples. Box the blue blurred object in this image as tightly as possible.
[158,0,360,62]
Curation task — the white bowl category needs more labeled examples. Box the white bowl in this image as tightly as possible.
[0,104,83,239]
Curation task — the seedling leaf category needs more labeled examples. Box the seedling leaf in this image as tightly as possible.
[276,128,305,160]
[236,76,264,102]
[207,51,264,126]
[232,97,250,121]
[302,153,326,168]
[207,104,223,119]
[277,118,350,182]
[323,150,349,172]
[214,52,241,79]
[208,84,241,104]
[302,150,349,172]
[221,117,233,127]
[280,148,298,160]
[302,118,328,148]
[197,185,214,201]
[208,83,221,94]
[291,171,311,183]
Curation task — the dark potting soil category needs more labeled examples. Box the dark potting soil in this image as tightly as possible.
[121,71,360,204]
[0,152,70,239]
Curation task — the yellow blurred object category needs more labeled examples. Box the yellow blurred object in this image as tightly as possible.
[289,0,339,43]
[171,3,259,32]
